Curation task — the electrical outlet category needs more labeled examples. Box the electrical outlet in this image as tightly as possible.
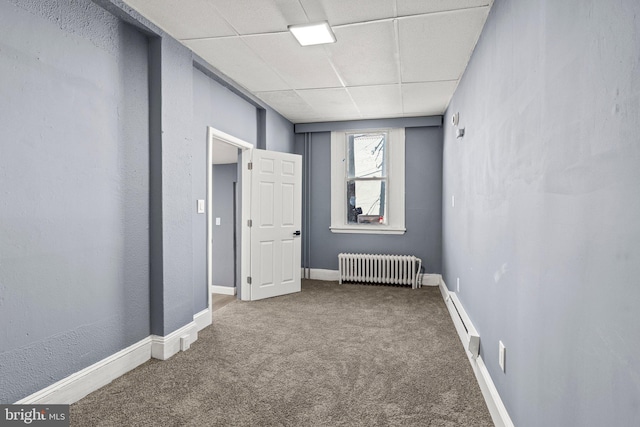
[499,341,506,372]
[197,199,205,214]
[180,335,191,351]
[456,277,460,292]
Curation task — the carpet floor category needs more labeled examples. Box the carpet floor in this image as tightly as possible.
[71,280,493,426]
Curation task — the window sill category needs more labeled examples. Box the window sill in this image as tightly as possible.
[330,226,406,235]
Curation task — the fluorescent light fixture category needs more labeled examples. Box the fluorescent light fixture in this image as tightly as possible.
[288,21,336,46]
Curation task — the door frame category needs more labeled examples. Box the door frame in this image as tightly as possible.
[206,126,253,310]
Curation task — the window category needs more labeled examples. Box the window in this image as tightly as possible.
[346,132,387,224]
[330,128,405,234]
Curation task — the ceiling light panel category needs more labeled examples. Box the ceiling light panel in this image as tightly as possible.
[401,81,458,115]
[326,21,399,86]
[123,0,235,40]
[243,33,343,89]
[184,37,290,92]
[397,0,491,16]
[211,0,307,35]
[299,0,395,26]
[288,22,336,46]
[399,7,490,82]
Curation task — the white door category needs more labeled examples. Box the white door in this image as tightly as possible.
[249,149,302,300]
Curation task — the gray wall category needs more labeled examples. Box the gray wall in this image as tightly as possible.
[191,67,294,299]
[442,0,640,425]
[211,164,238,288]
[191,67,257,310]
[155,36,195,336]
[303,127,443,273]
[192,67,258,146]
[0,0,149,403]
[266,108,295,153]
[0,0,295,404]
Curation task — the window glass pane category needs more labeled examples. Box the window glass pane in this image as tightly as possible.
[347,133,386,178]
[346,179,386,224]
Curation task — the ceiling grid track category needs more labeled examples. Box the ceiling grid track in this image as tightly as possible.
[393,18,404,116]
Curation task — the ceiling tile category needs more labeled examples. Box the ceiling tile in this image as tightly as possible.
[300,0,396,26]
[397,0,491,16]
[348,85,402,117]
[296,88,360,119]
[243,33,343,90]
[126,0,493,122]
[210,0,307,35]
[326,21,399,86]
[255,90,317,123]
[399,7,490,82]
[124,0,236,39]
[184,38,290,92]
[401,81,458,115]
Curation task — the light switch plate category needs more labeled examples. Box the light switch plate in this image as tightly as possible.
[216,217,221,226]
[499,341,506,372]
[197,199,205,214]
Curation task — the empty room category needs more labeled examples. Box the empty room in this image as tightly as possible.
[1,0,639,426]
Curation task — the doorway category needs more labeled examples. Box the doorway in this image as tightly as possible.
[206,126,303,306]
[206,127,252,309]
[211,163,238,294]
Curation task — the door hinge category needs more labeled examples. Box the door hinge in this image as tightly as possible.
[247,219,252,227]
[247,276,252,284]
[248,162,253,170]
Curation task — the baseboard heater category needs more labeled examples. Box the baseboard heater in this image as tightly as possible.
[338,253,422,289]
[445,291,480,359]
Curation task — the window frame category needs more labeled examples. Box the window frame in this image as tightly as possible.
[330,128,405,235]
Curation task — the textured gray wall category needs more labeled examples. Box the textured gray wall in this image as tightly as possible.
[191,67,252,299]
[192,68,258,146]
[0,0,296,404]
[191,67,257,310]
[442,0,640,425]
[151,35,195,336]
[211,164,238,288]
[191,67,294,297]
[305,127,443,273]
[0,0,149,403]
[266,108,295,153]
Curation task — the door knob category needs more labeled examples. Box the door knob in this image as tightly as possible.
[293,230,301,236]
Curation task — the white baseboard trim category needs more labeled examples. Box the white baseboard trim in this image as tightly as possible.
[15,337,152,405]
[301,268,340,281]
[151,321,198,361]
[194,307,212,332]
[211,285,236,295]
[15,308,211,405]
[475,354,514,427]
[420,273,441,287]
[439,278,514,427]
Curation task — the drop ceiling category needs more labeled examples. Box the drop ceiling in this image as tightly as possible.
[123,0,493,124]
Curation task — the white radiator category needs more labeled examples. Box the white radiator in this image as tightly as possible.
[338,253,422,289]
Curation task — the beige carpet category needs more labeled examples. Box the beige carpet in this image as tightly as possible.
[71,280,493,426]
